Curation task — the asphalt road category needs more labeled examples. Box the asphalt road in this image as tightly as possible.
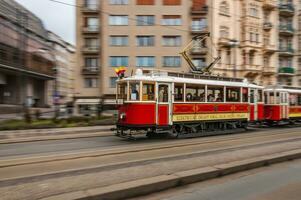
[0,126,297,160]
[137,159,301,200]
[0,134,169,159]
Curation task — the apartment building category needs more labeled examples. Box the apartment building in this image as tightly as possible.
[76,0,299,115]
[47,31,76,106]
[209,0,298,86]
[0,0,54,113]
[75,0,198,115]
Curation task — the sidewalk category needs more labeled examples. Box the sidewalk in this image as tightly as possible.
[0,125,115,144]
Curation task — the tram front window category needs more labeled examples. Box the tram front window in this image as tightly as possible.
[142,83,155,101]
[130,82,140,101]
[117,82,127,101]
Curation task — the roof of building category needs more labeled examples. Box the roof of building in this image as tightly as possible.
[0,0,48,39]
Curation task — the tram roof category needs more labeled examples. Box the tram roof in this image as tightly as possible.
[119,69,263,89]
[264,86,301,94]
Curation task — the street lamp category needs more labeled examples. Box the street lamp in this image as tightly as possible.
[229,39,239,78]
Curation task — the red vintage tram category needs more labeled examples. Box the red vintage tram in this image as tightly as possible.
[264,86,301,124]
[115,69,264,138]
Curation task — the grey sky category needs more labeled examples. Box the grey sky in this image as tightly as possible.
[15,0,75,45]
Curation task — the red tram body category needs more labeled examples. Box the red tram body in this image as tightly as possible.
[115,70,268,138]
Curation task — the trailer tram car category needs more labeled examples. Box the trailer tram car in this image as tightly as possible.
[116,69,264,138]
[264,86,301,125]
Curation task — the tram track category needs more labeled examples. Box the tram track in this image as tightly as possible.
[0,128,301,187]
[0,126,300,168]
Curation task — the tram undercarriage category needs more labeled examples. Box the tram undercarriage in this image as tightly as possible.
[116,119,248,139]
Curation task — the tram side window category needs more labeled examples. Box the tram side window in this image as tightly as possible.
[269,92,275,104]
[298,94,301,106]
[207,86,224,102]
[117,83,127,100]
[226,87,240,102]
[264,92,268,104]
[174,84,184,102]
[276,92,280,104]
[130,82,140,101]
[158,85,168,102]
[290,94,298,106]
[186,84,205,102]
[258,90,263,102]
[242,88,248,102]
[142,83,155,101]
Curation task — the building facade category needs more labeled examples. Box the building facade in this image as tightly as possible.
[209,0,298,86]
[47,31,76,106]
[0,0,54,113]
[75,0,300,115]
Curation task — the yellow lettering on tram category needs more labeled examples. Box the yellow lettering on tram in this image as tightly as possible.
[173,113,249,122]
[289,113,301,118]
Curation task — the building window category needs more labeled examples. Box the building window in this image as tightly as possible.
[136,15,155,26]
[84,0,98,9]
[163,0,181,5]
[136,0,154,5]
[192,18,207,31]
[162,36,181,46]
[85,17,98,31]
[161,15,181,26]
[84,38,99,48]
[109,0,128,5]
[110,56,129,67]
[220,26,229,38]
[136,56,155,67]
[219,1,229,15]
[84,78,98,88]
[192,58,206,69]
[249,7,259,17]
[136,36,155,46]
[109,15,128,25]
[110,36,128,46]
[163,56,181,67]
[84,57,98,69]
[110,77,118,88]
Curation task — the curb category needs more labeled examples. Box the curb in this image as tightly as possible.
[41,149,301,200]
[0,130,112,145]
[0,126,114,144]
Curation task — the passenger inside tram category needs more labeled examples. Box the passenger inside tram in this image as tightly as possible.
[130,83,139,101]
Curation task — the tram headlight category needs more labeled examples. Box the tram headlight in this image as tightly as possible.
[120,113,126,120]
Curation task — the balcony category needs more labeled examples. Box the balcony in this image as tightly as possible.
[263,66,276,75]
[263,22,273,30]
[278,4,295,16]
[82,26,99,34]
[191,5,208,15]
[81,4,99,13]
[278,47,294,56]
[279,25,294,35]
[81,46,100,54]
[218,37,231,47]
[278,67,295,75]
[263,0,277,10]
[263,44,277,54]
[82,67,99,75]
[190,47,207,55]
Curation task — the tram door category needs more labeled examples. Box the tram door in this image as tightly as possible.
[280,92,289,119]
[156,83,172,126]
[250,89,258,121]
